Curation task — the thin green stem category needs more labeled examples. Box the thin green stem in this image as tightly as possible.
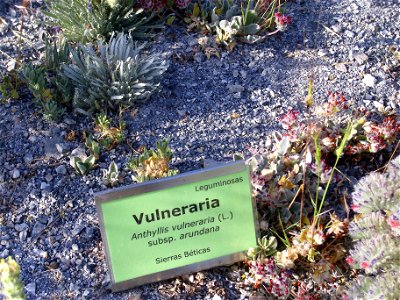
[312,134,322,222]
[278,210,291,247]
[314,121,353,227]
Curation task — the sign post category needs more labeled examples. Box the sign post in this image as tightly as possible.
[95,161,258,292]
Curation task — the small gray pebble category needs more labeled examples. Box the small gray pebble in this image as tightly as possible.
[227,84,245,94]
[31,222,46,237]
[40,182,51,190]
[353,52,369,65]
[15,223,28,232]
[25,282,36,295]
[23,153,33,164]
[55,165,67,175]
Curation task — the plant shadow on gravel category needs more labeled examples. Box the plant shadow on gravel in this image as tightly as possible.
[124,0,337,162]
[124,0,398,170]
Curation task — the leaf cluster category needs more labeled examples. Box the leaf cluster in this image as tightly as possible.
[45,0,162,43]
[127,139,179,183]
[22,37,73,121]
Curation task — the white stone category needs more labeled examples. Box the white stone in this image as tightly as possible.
[362,74,377,87]
[334,63,347,72]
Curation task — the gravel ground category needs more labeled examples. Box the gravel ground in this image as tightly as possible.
[0,0,399,299]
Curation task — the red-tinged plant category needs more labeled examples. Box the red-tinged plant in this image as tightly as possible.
[137,0,192,12]
[245,258,291,299]
[246,89,399,297]
[274,12,292,31]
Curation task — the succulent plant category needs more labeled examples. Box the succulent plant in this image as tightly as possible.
[22,37,73,120]
[69,155,96,175]
[44,37,71,72]
[42,100,66,121]
[45,0,162,43]
[102,161,119,187]
[345,155,400,299]
[0,257,25,300]
[127,139,179,183]
[247,235,278,260]
[22,63,50,102]
[85,134,101,160]
[63,33,168,116]
[44,37,74,105]
[210,3,262,49]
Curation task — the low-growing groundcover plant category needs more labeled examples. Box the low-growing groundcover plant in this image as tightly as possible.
[344,155,400,299]
[210,0,291,49]
[94,112,126,150]
[127,139,179,183]
[137,0,291,50]
[0,257,25,300]
[6,1,400,298]
[244,90,400,298]
[63,32,168,116]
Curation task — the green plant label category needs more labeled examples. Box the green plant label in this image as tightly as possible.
[95,161,257,292]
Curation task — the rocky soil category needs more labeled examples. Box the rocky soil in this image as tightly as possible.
[0,0,399,299]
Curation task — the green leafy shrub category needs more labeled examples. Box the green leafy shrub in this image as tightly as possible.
[345,155,400,299]
[0,257,25,300]
[63,33,168,116]
[45,0,162,43]
[127,139,179,183]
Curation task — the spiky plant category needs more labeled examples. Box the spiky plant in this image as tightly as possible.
[45,0,162,43]
[345,155,400,299]
[22,37,72,121]
[63,33,168,116]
